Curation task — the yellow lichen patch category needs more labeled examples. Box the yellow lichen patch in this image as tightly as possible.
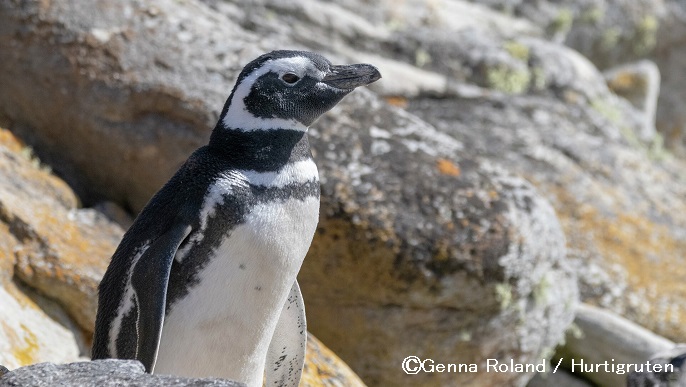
[0,128,25,153]
[548,184,686,339]
[436,159,460,177]
[384,96,408,108]
[504,41,530,62]
[0,282,84,368]
[301,335,366,387]
[578,208,686,291]
[0,227,17,282]
[12,323,39,366]
[0,131,121,333]
[606,71,638,91]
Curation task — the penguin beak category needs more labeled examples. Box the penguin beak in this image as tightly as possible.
[322,63,382,90]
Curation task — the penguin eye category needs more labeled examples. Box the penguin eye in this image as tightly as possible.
[281,73,300,84]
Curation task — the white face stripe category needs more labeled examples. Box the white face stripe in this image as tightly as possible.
[240,159,319,188]
[222,57,327,132]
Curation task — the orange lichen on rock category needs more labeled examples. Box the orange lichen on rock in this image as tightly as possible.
[0,127,123,333]
[0,128,25,154]
[436,158,461,177]
[301,335,366,387]
[384,96,408,108]
[12,323,38,367]
[550,184,686,340]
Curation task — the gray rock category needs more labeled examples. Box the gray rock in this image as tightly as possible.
[0,0,280,211]
[527,365,593,387]
[0,360,245,386]
[303,89,578,386]
[654,1,686,158]
[557,304,675,387]
[470,0,686,158]
[604,60,660,141]
[405,34,686,343]
[0,0,580,386]
[627,345,686,387]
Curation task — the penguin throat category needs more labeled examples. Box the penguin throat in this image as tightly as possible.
[208,128,312,171]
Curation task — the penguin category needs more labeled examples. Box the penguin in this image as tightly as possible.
[91,50,381,387]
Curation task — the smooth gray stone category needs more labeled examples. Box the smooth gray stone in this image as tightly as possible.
[0,360,245,387]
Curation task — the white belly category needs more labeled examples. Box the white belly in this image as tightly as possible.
[154,195,319,386]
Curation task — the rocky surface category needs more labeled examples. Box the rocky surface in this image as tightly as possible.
[1,0,685,386]
[0,360,245,387]
[244,0,686,358]
[0,1,580,386]
[302,335,366,387]
[557,303,675,386]
[471,0,686,158]
[303,90,576,387]
[626,345,686,387]
[404,41,686,345]
[0,127,120,367]
[0,128,367,386]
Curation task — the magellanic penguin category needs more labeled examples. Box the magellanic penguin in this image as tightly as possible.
[91,50,380,387]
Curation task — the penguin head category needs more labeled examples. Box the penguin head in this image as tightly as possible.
[218,50,381,131]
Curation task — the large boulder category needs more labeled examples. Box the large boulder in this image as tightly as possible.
[470,0,686,158]
[0,127,122,335]
[0,0,252,211]
[237,0,686,359]
[303,90,576,386]
[0,1,579,385]
[403,35,686,343]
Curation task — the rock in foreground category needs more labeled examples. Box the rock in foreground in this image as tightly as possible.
[0,360,245,387]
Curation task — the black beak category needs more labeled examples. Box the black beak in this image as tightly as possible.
[322,63,382,90]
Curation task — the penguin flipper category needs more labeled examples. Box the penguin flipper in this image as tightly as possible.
[130,221,191,373]
[265,280,307,387]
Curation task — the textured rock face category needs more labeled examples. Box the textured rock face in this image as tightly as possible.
[0,0,241,211]
[5,0,686,386]
[0,1,580,386]
[0,127,122,359]
[304,91,576,386]
[0,360,245,387]
[0,282,86,371]
[301,335,366,387]
[471,0,686,157]
[0,128,113,368]
[406,43,686,341]
[557,304,675,386]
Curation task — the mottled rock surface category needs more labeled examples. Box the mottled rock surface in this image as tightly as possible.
[0,360,245,387]
[301,335,366,387]
[472,0,686,158]
[0,1,580,386]
[0,128,123,334]
[5,0,685,386]
[407,41,686,343]
[627,345,686,387]
[0,127,368,386]
[557,304,675,386]
[304,90,576,386]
